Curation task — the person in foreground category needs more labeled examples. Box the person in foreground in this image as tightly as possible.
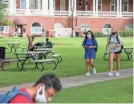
[105,28,124,77]
[82,31,98,76]
[10,74,62,103]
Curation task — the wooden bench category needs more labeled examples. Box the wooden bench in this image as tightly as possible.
[33,59,57,71]
[0,58,26,71]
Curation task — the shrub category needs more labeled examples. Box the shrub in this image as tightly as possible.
[119,30,133,37]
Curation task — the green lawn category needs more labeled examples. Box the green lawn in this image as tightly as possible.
[0,37,133,86]
[52,77,133,103]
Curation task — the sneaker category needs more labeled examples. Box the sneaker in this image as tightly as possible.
[86,72,90,76]
[116,72,120,76]
[108,72,113,77]
[93,67,96,74]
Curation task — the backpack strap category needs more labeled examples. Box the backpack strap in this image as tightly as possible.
[9,87,32,103]
[116,35,120,44]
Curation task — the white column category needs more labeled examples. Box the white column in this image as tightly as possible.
[93,0,96,17]
[49,0,54,15]
[96,0,98,17]
[25,0,31,15]
[74,0,77,16]
[37,0,41,9]
[119,0,122,17]
[42,0,48,15]
[68,0,71,16]
[9,0,16,14]
[117,0,120,17]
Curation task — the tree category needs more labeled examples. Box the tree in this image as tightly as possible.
[0,0,13,35]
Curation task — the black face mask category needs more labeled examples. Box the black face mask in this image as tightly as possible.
[112,32,116,35]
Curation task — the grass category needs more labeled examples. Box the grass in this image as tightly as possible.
[52,77,133,103]
[0,37,133,86]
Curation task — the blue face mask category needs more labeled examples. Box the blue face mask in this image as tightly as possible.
[35,85,47,103]
[87,34,91,38]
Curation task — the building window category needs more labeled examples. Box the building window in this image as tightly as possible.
[78,0,82,7]
[125,24,133,31]
[20,0,25,9]
[30,0,36,9]
[81,24,91,33]
[123,0,128,12]
[2,0,9,3]
[110,0,115,11]
[98,0,102,11]
[54,23,64,31]
[103,24,112,35]
[31,22,42,34]
[0,26,9,33]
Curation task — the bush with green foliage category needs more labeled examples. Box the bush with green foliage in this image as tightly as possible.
[119,30,133,37]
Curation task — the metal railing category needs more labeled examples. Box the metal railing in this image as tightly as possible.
[76,11,93,16]
[54,11,69,16]
[5,9,133,17]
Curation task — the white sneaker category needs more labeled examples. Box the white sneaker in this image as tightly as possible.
[108,72,113,77]
[86,72,90,76]
[116,72,120,76]
[93,67,96,74]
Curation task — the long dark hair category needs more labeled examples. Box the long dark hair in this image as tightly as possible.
[85,30,95,39]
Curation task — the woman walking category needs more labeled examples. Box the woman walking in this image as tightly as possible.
[105,28,123,76]
[82,31,98,76]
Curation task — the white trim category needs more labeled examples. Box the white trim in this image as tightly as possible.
[102,24,112,35]
[31,22,42,34]
[80,24,91,32]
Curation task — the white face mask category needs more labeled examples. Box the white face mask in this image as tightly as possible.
[87,34,91,38]
[35,85,47,103]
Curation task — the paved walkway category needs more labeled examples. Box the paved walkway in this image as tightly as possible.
[0,68,133,93]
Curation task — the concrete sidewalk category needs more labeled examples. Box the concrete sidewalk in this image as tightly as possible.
[0,68,133,93]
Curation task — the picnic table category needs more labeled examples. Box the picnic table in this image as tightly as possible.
[34,48,54,59]
[123,48,133,61]
[7,42,20,53]
[15,51,57,71]
[103,48,133,61]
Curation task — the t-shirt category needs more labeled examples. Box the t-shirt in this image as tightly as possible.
[10,88,35,103]
[108,35,123,52]
[46,41,53,48]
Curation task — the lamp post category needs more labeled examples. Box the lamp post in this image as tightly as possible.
[71,7,74,37]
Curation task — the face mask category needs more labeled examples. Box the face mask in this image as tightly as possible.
[112,32,116,35]
[35,85,47,103]
[87,34,91,38]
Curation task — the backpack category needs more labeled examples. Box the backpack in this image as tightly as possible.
[84,38,98,52]
[109,35,123,53]
[92,39,98,52]
[0,87,31,103]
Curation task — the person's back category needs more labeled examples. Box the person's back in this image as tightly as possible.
[46,38,53,48]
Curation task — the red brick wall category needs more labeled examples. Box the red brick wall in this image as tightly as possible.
[7,16,133,37]
[8,16,54,36]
